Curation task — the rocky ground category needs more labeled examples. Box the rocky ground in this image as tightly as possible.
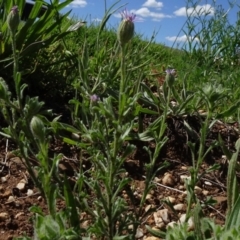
[0,115,239,240]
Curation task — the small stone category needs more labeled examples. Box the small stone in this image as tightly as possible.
[182,191,187,196]
[145,204,152,213]
[19,179,27,183]
[178,185,185,190]
[10,157,22,164]
[154,177,161,183]
[6,195,15,204]
[173,203,186,211]
[15,212,24,219]
[180,166,188,170]
[167,221,177,229]
[179,213,186,223]
[204,181,212,186]
[153,209,169,228]
[158,209,170,223]
[187,217,195,231]
[1,177,7,183]
[146,194,152,200]
[16,182,25,191]
[133,191,138,196]
[150,189,155,195]
[122,193,128,199]
[26,189,34,196]
[81,220,90,229]
[37,196,42,201]
[179,214,194,230]
[135,228,144,238]
[162,173,175,186]
[166,196,176,203]
[171,101,178,107]
[194,186,202,194]
[202,190,209,196]
[128,224,133,230]
[0,212,8,221]
[14,200,21,207]
[180,175,191,183]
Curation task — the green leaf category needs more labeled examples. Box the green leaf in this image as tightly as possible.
[63,175,80,227]
[226,138,240,224]
[0,77,10,101]
[216,100,240,119]
[145,225,165,238]
[226,195,240,230]
[113,236,130,240]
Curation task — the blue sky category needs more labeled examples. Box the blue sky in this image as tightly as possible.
[60,0,239,47]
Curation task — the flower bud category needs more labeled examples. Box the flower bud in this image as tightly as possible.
[7,6,20,35]
[165,68,176,88]
[117,9,136,46]
[30,116,45,143]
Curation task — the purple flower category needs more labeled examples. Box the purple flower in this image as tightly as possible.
[118,9,136,46]
[120,9,136,22]
[90,94,100,102]
[165,68,176,88]
[165,68,176,76]
[11,6,19,14]
[7,5,20,34]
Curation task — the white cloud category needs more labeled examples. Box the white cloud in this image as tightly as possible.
[166,35,199,42]
[142,0,163,9]
[174,4,214,17]
[69,0,87,8]
[92,18,102,22]
[133,7,172,20]
[114,6,171,22]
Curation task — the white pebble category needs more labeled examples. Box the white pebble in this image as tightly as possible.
[162,173,175,186]
[173,203,186,211]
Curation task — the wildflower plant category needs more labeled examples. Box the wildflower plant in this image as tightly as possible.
[51,4,170,238]
[3,0,240,239]
[0,4,84,239]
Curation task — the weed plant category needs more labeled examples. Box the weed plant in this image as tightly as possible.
[0,0,240,239]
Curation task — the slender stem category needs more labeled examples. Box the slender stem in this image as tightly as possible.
[119,44,126,123]
[106,43,126,239]
[11,33,21,111]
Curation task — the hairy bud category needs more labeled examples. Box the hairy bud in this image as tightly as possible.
[30,116,45,143]
[7,6,20,35]
[117,9,136,46]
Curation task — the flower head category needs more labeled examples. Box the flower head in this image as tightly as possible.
[7,5,20,35]
[90,94,100,102]
[165,67,176,88]
[165,68,176,76]
[117,9,136,46]
[120,9,136,22]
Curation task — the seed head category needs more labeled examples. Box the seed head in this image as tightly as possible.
[7,6,20,35]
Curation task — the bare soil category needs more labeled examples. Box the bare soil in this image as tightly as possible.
[0,114,239,239]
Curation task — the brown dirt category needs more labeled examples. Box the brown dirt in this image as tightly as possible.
[0,115,239,239]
